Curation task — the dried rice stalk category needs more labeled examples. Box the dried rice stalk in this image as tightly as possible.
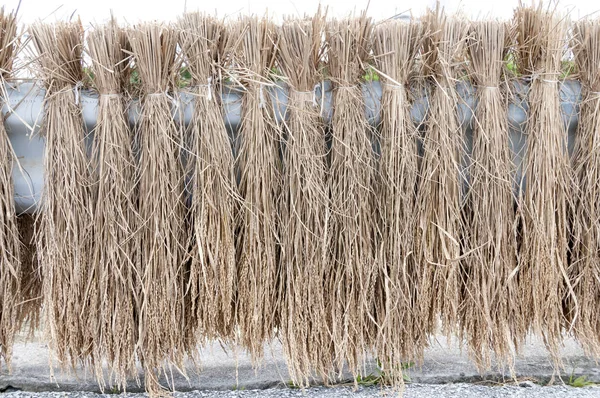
[326,15,376,377]
[127,23,189,394]
[276,14,332,385]
[569,18,600,357]
[416,7,468,338]
[513,3,570,364]
[461,20,519,370]
[372,18,423,381]
[16,214,41,335]
[177,13,238,341]
[87,20,138,390]
[30,20,95,370]
[231,16,281,363]
[0,6,20,370]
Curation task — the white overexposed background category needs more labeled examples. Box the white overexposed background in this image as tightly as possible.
[2,0,600,26]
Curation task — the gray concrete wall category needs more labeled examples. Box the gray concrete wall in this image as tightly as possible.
[2,80,581,214]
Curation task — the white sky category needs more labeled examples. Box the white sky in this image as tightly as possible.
[3,0,600,26]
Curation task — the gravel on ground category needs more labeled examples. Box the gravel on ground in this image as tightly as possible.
[3,384,600,398]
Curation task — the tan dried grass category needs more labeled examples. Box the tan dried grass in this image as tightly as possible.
[127,23,189,395]
[230,16,282,364]
[461,20,519,371]
[87,20,138,390]
[569,18,600,358]
[0,6,20,371]
[30,19,95,370]
[372,18,424,383]
[513,3,571,365]
[15,214,41,336]
[325,15,377,378]
[177,13,239,342]
[416,7,468,338]
[276,13,333,385]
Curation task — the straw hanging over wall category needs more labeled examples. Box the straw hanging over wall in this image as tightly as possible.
[30,20,95,370]
[569,18,600,357]
[87,20,138,390]
[461,20,519,370]
[232,16,282,363]
[326,15,376,376]
[416,7,468,337]
[0,6,20,370]
[127,24,189,394]
[372,18,424,379]
[513,4,570,362]
[8,8,600,395]
[177,13,239,342]
[276,14,332,385]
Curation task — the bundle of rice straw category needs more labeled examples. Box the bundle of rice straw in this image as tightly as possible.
[177,13,238,342]
[127,24,189,393]
[0,6,20,370]
[326,15,376,376]
[416,7,468,337]
[569,18,600,357]
[276,13,332,385]
[461,20,519,371]
[231,16,282,363]
[87,20,138,390]
[372,18,424,380]
[513,4,570,363]
[30,20,95,369]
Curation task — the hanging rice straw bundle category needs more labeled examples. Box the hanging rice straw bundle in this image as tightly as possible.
[127,24,188,394]
[30,20,95,370]
[177,13,238,342]
[231,16,282,363]
[0,6,20,370]
[513,4,571,363]
[569,18,600,357]
[276,14,332,385]
[326,15,376,377]
[461,20,519,371]
[372,19,424,380]
[416,7,468,338]
[87,20,138,390]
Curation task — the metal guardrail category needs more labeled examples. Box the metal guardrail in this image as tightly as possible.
[2,80,581,214]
